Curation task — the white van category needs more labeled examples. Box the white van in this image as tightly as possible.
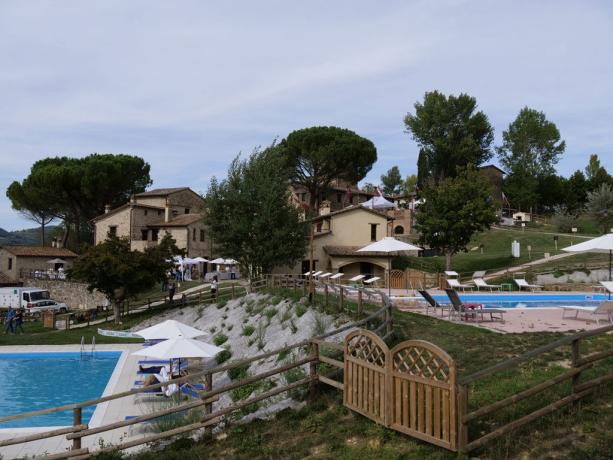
[0,287,68,313]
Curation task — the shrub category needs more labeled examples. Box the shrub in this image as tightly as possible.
[227,364,250,380]
[242,325,255,336]
[214,334,228,346]
[256,322,267,350]
[279,308,292,324]
[216,298,228,309]
[264,307,277,320]
[311,313,329,337]
[276,348,290,362]
[295,304,307,318]
[283,365,308,399]
[230,381,260,401]
[216,348,232,364]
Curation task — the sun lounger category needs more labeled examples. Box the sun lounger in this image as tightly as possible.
[312,270,323,277]
[349,275,366,283]
[561,301,613,325]
[329,273,343,282]
[447,278,473,291]
[363,276,381,285]
[318,272,332,279]
[445,289,505,322]
[303,270,315,276]
[444,271,460,278]
[514,279,542,291]
[473,278,501,291]
[418,290,451,317]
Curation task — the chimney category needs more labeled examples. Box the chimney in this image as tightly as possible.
[56,239,63,249]
[130,194,136,204]
[165,204,171,223]
[51,238,56,248]
[104,204,111,214]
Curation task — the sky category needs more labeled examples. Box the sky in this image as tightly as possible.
[1,0,612,230]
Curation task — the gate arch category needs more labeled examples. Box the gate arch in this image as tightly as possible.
[389,340,457,450]
[343,329,389,424]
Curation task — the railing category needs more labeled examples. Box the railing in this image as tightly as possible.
[0,276,393,459]
[456,323,613,453]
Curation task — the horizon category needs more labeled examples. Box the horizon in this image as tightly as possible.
[1,1,612,230]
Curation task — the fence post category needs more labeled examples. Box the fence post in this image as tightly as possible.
[571,338,582,395]
[457,384,469,453]
[309,341,319,399]
[357,289,363,317]
[72,407,82,450]
[339,286,344,312]
[203,372,213,435]
[147,298,151,310]
[385,303,393,336]
[324,284,329,308]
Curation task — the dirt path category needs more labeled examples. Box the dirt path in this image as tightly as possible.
[484,252,577,279]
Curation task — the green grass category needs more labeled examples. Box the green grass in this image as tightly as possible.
[127,297,612,460]
[395,227,600,275]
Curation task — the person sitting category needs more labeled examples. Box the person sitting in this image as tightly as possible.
[139,364,165,374]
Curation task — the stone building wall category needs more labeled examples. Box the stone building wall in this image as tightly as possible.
[21,278,106,310]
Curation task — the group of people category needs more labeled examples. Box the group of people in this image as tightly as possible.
[3,306,25,334]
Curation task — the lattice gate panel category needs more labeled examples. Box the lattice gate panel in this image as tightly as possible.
[389,340,457,451]
[389,270,406,289]
[343,330,389,424]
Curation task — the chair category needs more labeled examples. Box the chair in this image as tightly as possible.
[561,301,613,325]
[473,278,501,291]
[514,279,542,291]
[447,278,474,291]
[445,288,505,322]
[418,290,451,317]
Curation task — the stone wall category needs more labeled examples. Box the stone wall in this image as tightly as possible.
[21,279,106,310]
[536,268,611,286]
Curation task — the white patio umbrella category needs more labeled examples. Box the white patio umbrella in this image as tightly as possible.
[192,257,209,263]
[357,237,422,296]
[562,233,613,281]
[134,319,207,341]
[210,257,226,264]
[132,337,225,373]
[224,258,238,265]
[47,258,67,264]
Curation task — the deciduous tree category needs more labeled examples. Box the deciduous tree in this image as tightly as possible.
[586,184,613,234]
[404,91,494,184]
[415,167,498,270]
[205,145,307,278]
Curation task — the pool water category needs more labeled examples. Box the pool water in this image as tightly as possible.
[0,352,121,428]
[430,293,607,309]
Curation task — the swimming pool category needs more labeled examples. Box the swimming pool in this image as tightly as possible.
[430,293,608,309]
[0,351,122,428]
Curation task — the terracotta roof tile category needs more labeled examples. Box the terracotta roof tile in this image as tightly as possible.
[134,187,189,197]
[1,246,78,258]
[147,214,203,228]
[323,245,391,257]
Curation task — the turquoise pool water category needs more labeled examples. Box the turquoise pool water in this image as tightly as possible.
[0,351,121,428]
[430,293,607,309]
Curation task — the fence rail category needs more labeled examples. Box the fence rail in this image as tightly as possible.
[0,275,393,459]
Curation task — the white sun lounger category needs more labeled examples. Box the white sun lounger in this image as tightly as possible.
[447,278,473,291]
[318,272,332,279]
[329,273,343,280]
[562,301,613,325]
[312,270,323,277]
[349,274,366,283]
[303,270,315,276]
[363,276,381,285]
[444,271,460,278]
[474,278,501,291]
[514,279,542,291]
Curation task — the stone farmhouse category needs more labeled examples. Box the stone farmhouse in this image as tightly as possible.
[92,187,211,258]
[0,245,78,281]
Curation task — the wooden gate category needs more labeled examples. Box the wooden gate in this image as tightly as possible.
[343,330,457,451]
[389,270,406,289]
[344,330,388,424]
[389,340,457,450]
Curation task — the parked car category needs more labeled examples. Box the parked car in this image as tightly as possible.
[26,299,69,315]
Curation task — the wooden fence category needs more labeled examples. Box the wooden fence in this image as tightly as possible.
[0,277,393,459]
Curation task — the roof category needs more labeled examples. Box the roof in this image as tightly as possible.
[148,213,203,228]
[479,164,506,175]
[134,187,190,197]
[310,205,388,222]
[1,246,78,258]
[323,245,395,257]
[92,203,164,222]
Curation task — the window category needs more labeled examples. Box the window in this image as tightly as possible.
[394,225,404,235]
[141,230,148,241]
[152,229,159,241]
[337,192,342,203]
[316,222,322,232]
[158,210,163,216]
[370,224,377,241]
[109,226,117,237]
[301,193,306,202]
[144,210,148,216]
[192,228,196,241]
[185,208,190,214]
[8,257,12,270]
[200,229,205,242]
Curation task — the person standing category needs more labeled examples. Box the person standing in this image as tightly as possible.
[4,307,15,334]
[168,281,176,305]
[211,276,218,299]
[14,309,24,334]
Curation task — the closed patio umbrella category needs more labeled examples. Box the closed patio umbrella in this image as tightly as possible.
[562,233,613,281]
[357,237,422,296]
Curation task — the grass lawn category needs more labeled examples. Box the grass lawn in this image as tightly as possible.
[397,227,607,275]
[120,301,613,460]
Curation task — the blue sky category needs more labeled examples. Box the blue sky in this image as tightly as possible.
[1,1,612,230]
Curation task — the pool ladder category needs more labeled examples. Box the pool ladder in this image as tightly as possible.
[80,336,96,359]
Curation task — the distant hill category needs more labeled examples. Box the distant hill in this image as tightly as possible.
[0,226,60,246]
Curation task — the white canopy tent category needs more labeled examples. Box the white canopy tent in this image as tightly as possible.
[563,233,613,281]
[357,237,422,296]
[47,258,67,264]
[134,319,208,341]
[360,195,397,209]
